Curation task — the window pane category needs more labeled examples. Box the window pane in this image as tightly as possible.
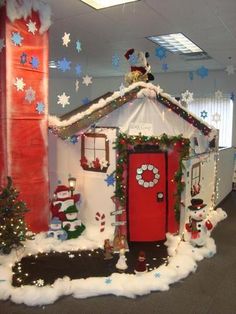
[95,137,106,149]
[84,136,94,149]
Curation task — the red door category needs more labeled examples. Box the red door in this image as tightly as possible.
[128,153,167,241]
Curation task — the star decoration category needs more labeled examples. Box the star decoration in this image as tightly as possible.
[14,77,26,91]
[225,64,235,75]
[162,63,168,72]
[30,56,40,69]
[11,32,23,46]
[196,66,208,78]
[155,47,167,60]
[112,53,120,68]
[75,64,82,77]
[119,83,125,97]
[215,90,223,99]
[25,87,36,103]
[82,75,93,86]
[82,97,90,105]
[20,52,27,65]
[36,102,45,114]
[0,38,5,52]
[76,40,82,53]
[212,112,221,123]
[70,136,78,144]
[57,92,70,108]
[62,32,71,47]
[181,90,194,103]
[189,71,194,81]
[104,173,115,186]
[57,58,71,72]
[105,278,112,284]
[154,272,161,278]
[75,80,80,92]
[26,19,37,35]
[200,110,208,119]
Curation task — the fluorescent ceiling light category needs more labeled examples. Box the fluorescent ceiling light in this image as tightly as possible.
[81,0,139,10]
[147,33,203,54]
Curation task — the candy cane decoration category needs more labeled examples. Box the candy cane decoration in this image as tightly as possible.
[95,212,106,232]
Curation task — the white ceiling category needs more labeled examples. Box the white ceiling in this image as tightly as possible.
[47,0,236,78]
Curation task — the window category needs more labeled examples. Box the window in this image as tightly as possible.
[191,162,201,197]
[188,97,233,147]
[80,133,109,172]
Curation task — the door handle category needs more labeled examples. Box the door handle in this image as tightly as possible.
[156,192,164,202]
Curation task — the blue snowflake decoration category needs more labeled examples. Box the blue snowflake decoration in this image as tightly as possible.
[30,56,39,69]
[70,135,78,144]
[200,110,208,119]
[129,54,138,65]
[196,66,208,78]
[76,40,82,53]
[20,52,27,65]
[57,58,71,72]
[11,32,23,46]
[36,102,45,114]
[112,53,120,68]
[162,63,168,72]
[104,173,115,186]
[230,92,235,101]
[82,97,90,105]
[189,71,194,81]
[154,272,161,278]
[75,64,82,77]
[155,47,167,60]
[105,278,112,284]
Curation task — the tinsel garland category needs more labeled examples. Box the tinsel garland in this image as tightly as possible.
[113,133,190,222]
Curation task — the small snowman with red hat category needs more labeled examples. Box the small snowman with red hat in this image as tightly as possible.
[185,198,213,247]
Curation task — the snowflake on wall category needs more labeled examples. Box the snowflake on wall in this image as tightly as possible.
[57,92,70,108]
[0,38,5,52]
[76,40,82,53]
[155,47,167,60]
[36,102,45,114]
[57,58,71,72]
[75,64,82,77]
[11,32,23,46]
[14,77,26,91]
[30,56,40,69]
[25,87,36,103]
[200,110,208,119]
[225,65,235,75]
[104,173,115,186]
[62,32,71,47]
[26,19,37,35]
[215,90,223,99]
[112,53,120,68]
[181,90,194,103]
[212,112,221,123]
[20,52,27,65]
[82,75,93,86]
[196,66,208,78]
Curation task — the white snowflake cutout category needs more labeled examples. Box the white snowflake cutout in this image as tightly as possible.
[100,159,109,169]
[62,32,71,47]
[14,77,26,91]
[215,90,223,99]
[181,90,194,103]
[212,112,221,123]
[82,75,93,86]
[225,65,235,75]
[57,92,70,108]
[26,20,37,35]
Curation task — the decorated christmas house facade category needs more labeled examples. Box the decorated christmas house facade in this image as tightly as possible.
[49,81,218,242]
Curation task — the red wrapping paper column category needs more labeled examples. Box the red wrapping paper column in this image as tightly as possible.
[0,7,49,232]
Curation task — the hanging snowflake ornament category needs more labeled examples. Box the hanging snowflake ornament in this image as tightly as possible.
[36,102,45,114]
[82,97,90,105]
[155,47,167,60]
[181,90,194,103]
[30,56,40,69]
[196,66,208,78]
[62,32,71,47]
[0,38,5,52]
[75,79,80,92]
[200,110,208,119]
[20,52,27,65]
[215,90,223,99]
[112,53,120,68]
[76,40,82,53]
[57,58,71,72]
[26,19,37,35]
[104,173,115,186]
[11,32,23,46]
[75,64,82,77]
[25,87,36,104]
[212,112,221,123]
[119,83,125,97]
[14,77,26,91]
[57,92,70,108]
[82,75,93,86]
[225,65,235,75]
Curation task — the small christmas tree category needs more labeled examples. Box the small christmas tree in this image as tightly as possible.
[0,177,31,254]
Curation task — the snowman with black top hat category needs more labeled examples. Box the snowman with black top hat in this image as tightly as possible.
[185,199,213,247]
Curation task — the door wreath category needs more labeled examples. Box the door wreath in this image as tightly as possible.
[136,164,160,188]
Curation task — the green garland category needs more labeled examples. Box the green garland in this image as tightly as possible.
[114,133,190,222]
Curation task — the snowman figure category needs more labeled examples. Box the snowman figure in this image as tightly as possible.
[116,248,128,271]
[185,198,213,247]
[62,205,85,239]
[47,217,68,241]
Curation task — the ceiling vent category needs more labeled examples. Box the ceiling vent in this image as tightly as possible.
[181,51,212,61]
